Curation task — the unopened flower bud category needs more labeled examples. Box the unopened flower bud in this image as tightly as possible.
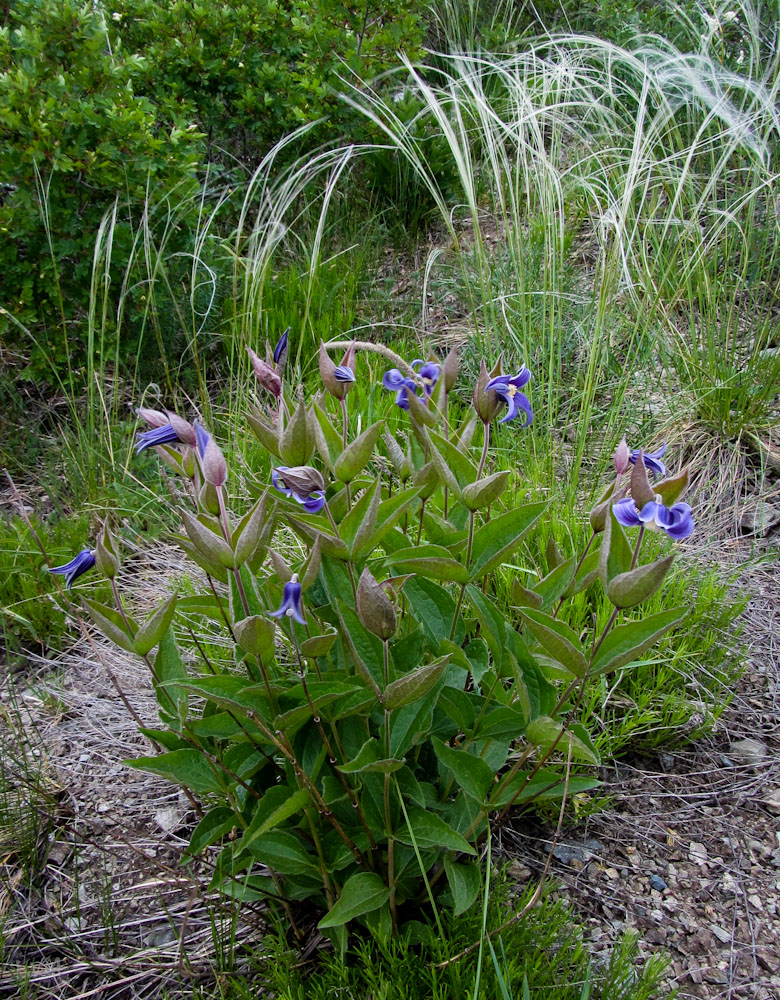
[274,465,325,499]
[442,345,460,392]
[95,522,119,579]
[247,347,282,398]
[194,421,228,488]
[356,567,397,640]
[319,341,356,400]
[136,407,169,429]
[614,436,631,476]
[472,357,503,424]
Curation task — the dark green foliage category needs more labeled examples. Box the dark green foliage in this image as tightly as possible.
[0,0,202,384]
[108,0,425,169]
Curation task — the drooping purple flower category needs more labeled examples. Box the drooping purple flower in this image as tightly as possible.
[485,367,533,425]
[271,466,326,513]
[49,549,96,590]
[135,424,182,453]
[629,443,667,478]
[135,410,196,453]
[613,497,694,540]
[273,327,290,365]
[270,575,306,625]
[411,359,441,396]
[382,369,406,392]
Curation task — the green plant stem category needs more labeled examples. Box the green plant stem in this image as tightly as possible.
[340,396,349,449]
[449,507,477,640]
[217,486,251,619]
[553,530,595,620]
[305,807,335,907]
[477,421,491,479]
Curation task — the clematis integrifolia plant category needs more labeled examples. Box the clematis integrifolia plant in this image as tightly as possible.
[56,328,695,951]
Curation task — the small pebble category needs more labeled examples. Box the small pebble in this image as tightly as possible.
[649,874,667,891]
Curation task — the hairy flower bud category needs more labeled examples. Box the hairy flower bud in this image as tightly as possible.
[614,436,631,475]
[194,421,228,488]
[472,357,503,424]
[247,347,282,398]
[94,522,119,580]
[273,465,325,498]
[318,341,356,400]
[356,567,397,640]
[442,345,460,392]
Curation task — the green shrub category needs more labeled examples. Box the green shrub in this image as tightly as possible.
[0,0,202,386]
[108,0,425,170]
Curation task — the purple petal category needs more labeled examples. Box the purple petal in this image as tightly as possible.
[486,375,510,391]
[49,548,96,590]
[135,424,180,454]
[382,369,406,391]
[630,444,667,478]
[498,391,533,426]
[665,503,695,540]
[637,501,662,525]
[273,327,290,364]
[194,421,211,459]
[612,498,642,527]
[271,466,293,497]
[298,491,325,514]
[334,365,355,383]
[509,366,531,389]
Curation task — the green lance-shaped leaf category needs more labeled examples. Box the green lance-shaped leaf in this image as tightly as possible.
[469,501,547,580]
[237,786,311,855]
[396,807,476,855]
[173,535,228,583]
[279,400,316,466]
[405,386,437,427]
[337,737,405,774]
[519,608,588,678]
[423,431,460,494]
[232,493,269,566]
[180,509,235,568]
[199,481,221,517]
[525,716,600,765]
[300,630,338,657]
[432,737,494,802]
[382,655,450,710]
[153,628,187,725]
[340,477,381,553]
[247,408,281,457]
[444,858,481,916]
[414,461,440,500]
[312,401,343,471]
[318,872,391,929]
[533,557,576,609]
[511,579,543,610]
[334,419,384,483]
[186,806,237,857]
[126,748,225,795]
[352,486,421,560]
[245,830,320,874]
[591,607,688,676]
[427,429,479,489]
[83,599,137,653]
[607,553,675,609]
[285,516,350,560]
[384,544,469,584]
[545,536,565,571]
[598,505,632,588]
[461,470,511,511]
[655,467,689,507]
[233,615,276,662]
[300,535,322,591]
[134,592,178,656]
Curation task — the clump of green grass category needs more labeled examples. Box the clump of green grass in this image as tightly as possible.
[239,875,669,1000]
